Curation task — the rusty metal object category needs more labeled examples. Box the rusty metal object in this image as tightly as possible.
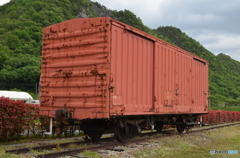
[40,17,208,120]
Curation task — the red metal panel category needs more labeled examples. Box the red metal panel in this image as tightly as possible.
[154,43,178,113]
[192,58,209,112]
[154,42,208,114]
[40,18,111,119]
[110,25,154,116]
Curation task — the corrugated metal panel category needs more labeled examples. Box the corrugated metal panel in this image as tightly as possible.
[40,18,111,119]
[110,25,154,115]
[154,42,208,114]
[192,58,208,112]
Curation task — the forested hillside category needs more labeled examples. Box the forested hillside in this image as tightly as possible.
[0,0,239,106]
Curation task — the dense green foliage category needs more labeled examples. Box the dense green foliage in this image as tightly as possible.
[210,105,240,111]
[0,0,95,92]
[0,0,240,107]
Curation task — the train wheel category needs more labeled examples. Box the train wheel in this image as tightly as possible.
[176,124,187,133]
[176,116,188,133]
[114,123,130,142]
[85,130,103,141]
[128,125,141,138]
[155,122,163,133]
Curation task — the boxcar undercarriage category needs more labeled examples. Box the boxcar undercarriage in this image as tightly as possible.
[47,110,203,142]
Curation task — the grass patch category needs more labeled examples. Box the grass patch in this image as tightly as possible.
[177,127,240,158]
[0,147,19,158]
[81,151,107,158]
[0,138,86,158]
[1,125,240,157]
[131,125,240,158]
[0,153,19,158]
[0,132,85,146]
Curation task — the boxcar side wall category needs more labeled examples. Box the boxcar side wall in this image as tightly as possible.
[109,20,208,116]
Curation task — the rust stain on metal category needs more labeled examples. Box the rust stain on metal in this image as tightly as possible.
[90,69,106,77]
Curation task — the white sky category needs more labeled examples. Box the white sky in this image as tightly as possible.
[1,0,240,62]
[0,0,8,6]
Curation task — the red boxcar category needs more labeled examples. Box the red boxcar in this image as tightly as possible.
[40,17,208,141]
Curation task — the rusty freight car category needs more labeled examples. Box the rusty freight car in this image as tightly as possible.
[40,17,208,141]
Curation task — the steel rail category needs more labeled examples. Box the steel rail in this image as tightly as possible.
[36,122,240,158]
[5,122,240,158]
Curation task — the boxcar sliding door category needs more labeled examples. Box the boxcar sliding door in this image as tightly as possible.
[110,22,154,116]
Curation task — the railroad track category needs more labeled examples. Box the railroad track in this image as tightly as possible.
[5,122,240,158]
